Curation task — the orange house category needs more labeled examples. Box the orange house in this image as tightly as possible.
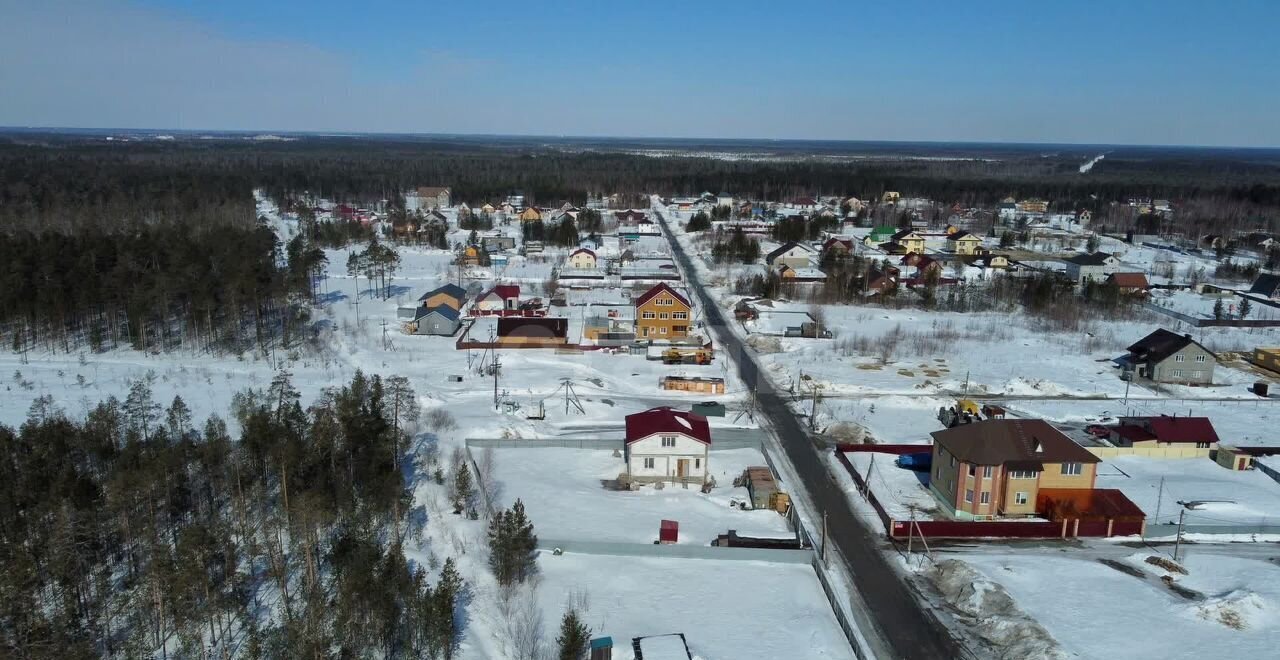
[635,283,692,339]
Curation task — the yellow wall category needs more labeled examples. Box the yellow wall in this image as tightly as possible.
[1037,462,1097,490]
[1252,348,1280,372]
[422,293,463,310]
[1088,447,1211,459]
[637,294,691,338]
[1001,475,1039,515]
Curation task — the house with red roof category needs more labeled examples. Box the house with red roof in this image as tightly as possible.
[624,407,711,485]
[635,283,692,339]
[474,284,520,315]
[1113,416,1220,449]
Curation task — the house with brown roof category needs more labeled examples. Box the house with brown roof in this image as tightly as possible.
[412,186,451,210]
[635,283,692,339]
[929,420,1100,520]
[889,229,925,254]
[624,407,711,485]
[1111,416,1220,449]
[519,207,543,223]
[1105,272,1150,294]
[946,231,983,256]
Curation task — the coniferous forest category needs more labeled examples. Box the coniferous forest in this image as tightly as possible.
[0,370,477,658]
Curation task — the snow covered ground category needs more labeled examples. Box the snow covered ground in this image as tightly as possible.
[953,552,1280,659]
[1096,455,1280,526]
[488,447,794,545]
[845,452,937,520]
[536,552,856,660]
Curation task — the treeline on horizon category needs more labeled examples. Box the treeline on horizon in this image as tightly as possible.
[4,138,1280,226]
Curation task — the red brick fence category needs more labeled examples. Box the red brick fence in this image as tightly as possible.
[834,445,1146,540]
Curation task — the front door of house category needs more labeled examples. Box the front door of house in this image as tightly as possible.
[676,459,689,478]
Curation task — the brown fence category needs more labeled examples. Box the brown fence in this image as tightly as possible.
[835,448,1146,540]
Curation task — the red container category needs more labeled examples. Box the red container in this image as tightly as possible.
[659,519,679,544]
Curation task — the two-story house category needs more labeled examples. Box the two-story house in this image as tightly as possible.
[1124,329,1216,385]
[947,231,983,256]
[929,420,1100,520]
[635,283,692,339]
[889,229,925,254]
[1064,251,1122,285]
[624,407,711,485]
[567,248,598,269]
[765,242,816,269]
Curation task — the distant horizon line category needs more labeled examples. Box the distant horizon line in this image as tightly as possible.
[3,125,1279,152]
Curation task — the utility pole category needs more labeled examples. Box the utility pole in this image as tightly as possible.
[492,353,501,408]
[810,382,821,432]
[907,505,916,555]
[821,510,829,564]
[1173,507,1187,561]
[1152,476,1165,527]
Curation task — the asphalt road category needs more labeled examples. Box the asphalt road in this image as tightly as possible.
[656,211,971,660]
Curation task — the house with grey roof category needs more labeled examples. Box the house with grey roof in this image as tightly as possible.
[1064,251,1121,285]
[412,305,461,336]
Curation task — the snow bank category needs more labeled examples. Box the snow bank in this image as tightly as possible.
[927,560,1069,660]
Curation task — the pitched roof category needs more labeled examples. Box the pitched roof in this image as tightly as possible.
[765,241,814,264]
[625,407,711,444]
[1106,272,1150,289]
[1126,328,1209,364]
[569,247,596,258]
[1249,274,1280,296]
[635,282,690,308]
[478,284,520,302]
[1111,425,1156,444]
[416,305,460,322]
[891,229,920,241]
[420,283,467,302]
[870,225,896,236]
[930,419,1099,466]
[1146,416,1220,444]
[947,231,980,241]
[1067,251,1116,266]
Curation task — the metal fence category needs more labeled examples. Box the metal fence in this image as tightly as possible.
[535,538,812,564]
[463,436,764,451]
[1145,521,1280,538]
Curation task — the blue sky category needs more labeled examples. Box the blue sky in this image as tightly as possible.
[2,0,1278,146]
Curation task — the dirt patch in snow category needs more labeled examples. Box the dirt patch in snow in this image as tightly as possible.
[746,334,782,354]
[1196,591,1268,630]
[927,560,1070,660]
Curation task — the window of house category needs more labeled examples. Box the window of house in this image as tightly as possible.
[983,466,993,478]
[1195,442,1210,449]
[1195,355,1207,362]
[1061,462,1082,476]
[965,489,974,503]
[1172,369,1183,377]
[695,458,701,468]
[967,464,976,477]
[643,457,655,469]
[1175,355,1185,362]
[642,311,656,319]
[673,312,688,320]
[1009,470,1038,479]
[1014,491,1028,505]
[980,491,990,505]
[660,327,667,334]
[659,312,669,320]
[661,436,676,447]
[950,456,957,468]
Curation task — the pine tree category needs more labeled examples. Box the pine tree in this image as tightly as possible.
[487,509,512,585]
[1213,298,1225,320]
[1240,297,1252,319]
[509,499,538,583]
[452,460,474,514]
[556,609,591,660]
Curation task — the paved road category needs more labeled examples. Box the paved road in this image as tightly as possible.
[655,211,970,660]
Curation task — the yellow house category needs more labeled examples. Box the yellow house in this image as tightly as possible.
[460,245,482,265]
[948,232,983,255]
[929,420,1100,520]
[635,283,692,339]
[519,207,543,223]
[567,248,597,269]
[1017,198,1049,214]
[882,191,901,204]
[417,284,468,311]
[890,229,925,254]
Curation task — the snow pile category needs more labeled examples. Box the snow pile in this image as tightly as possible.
[745,334,782,354]
[1195,591,1269,631]
[928,560,1069,660]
